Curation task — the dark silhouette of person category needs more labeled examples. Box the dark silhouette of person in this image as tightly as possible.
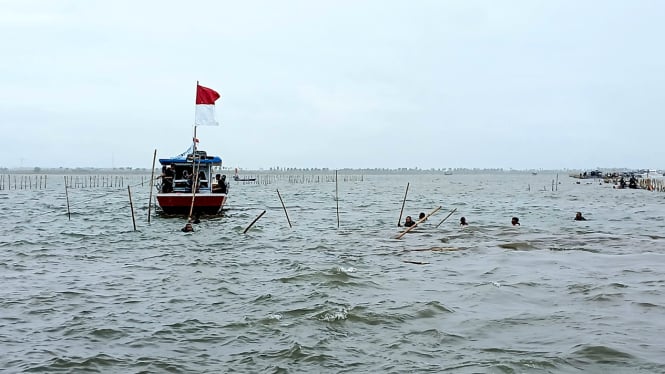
[418,212,426,221]
[198,171,207,188]
[404,216,415,227]
[511,217,520,226]
[213,174,228,193]
[181,223,194,232]
[574,212,586,221]
[460,217,468,226]
[162,165,174,193]
[628,175,638,189]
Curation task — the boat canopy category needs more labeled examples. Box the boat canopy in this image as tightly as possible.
[159,156,222,165]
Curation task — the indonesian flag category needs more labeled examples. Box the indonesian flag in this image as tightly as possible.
[195,83,221,126]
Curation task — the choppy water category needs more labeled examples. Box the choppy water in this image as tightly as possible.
[2,172,664,373]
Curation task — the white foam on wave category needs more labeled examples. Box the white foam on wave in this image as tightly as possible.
[335,266,357,274]
[320,308,348,322]
[267,313,282,321]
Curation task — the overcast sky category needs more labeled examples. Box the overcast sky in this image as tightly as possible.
[1,0,663,170]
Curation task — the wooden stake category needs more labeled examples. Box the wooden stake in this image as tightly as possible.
[148,149,157,223]
[397,182,409,227]
[64,176,71,221]
[187,159,200,221]
[435,208,457,228]
[277,189,292,228]
[395,205,442,239]
[128,186,137,231]
[244,210,266,234]
[403,260,430,265]
[335,170,340,228]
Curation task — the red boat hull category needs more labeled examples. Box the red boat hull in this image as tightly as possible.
[156,193,227,215]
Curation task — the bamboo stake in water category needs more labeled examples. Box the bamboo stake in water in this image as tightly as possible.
[336,170,340,228]
[187,160,201,221]
[396,206,442,239]
[435,208,457,228]
[128,186,137,231]
[244,210,266,234]
[148,149,157,223]
[64,176,71,221]
[277,189,292,228]
[397,182,409,227]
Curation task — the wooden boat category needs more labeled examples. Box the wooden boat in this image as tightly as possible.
[154,82,228,216]
[233,168,256,182]
[156,150,228,215]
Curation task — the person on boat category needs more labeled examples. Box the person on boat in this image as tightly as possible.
[574,212,586,221]
[460,217,468,226]
[511,217,520,226]
[183,169,194,191]
[161,165,174,193]
[619,177,626,189]
[181,223,194,232]
[403,216,415,227]
[198,171,207,188]
[213,174,229,193]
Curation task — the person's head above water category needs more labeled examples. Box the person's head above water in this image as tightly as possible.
[511,217,520,226]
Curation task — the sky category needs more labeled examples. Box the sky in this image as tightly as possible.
[1,0,664,170]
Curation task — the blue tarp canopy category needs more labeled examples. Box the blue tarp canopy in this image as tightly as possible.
[159,156,222,165]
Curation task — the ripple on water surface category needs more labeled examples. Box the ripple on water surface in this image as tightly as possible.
[1,173,665,372]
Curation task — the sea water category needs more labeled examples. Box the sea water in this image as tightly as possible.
[1,172,664,373]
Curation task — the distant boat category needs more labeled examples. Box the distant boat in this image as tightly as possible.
[233,168,256,182]
[443,170,453,175]
[531,172,538,175]
[154,83,229,216]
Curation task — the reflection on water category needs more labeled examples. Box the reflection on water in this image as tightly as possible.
[1,173,665,372]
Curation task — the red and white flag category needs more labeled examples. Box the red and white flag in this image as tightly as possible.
[195,83,221,126]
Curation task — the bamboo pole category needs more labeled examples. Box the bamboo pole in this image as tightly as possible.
[148,149,157,223]
[435,208,457,228]
[335,170,340,228]
[396,206,442,239]
[187,160,200,221]
[64,176,71,221]
[276,189,292,228]
[397,182,409,227]
[244,210,266,234]
[128,186,137,231]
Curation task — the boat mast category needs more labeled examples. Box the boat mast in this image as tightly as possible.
[187,81,200,221]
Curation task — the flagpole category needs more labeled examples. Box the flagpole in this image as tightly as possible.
[188,81,199,222]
